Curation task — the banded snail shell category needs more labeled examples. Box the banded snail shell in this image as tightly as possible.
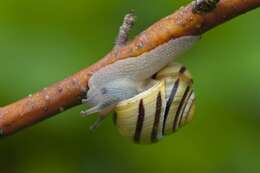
[113,63,195,144]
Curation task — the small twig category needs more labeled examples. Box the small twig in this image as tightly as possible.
[0,0,260,137]
[115,10,136,47]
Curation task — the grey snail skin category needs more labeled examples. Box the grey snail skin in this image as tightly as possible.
[80,12,200,143]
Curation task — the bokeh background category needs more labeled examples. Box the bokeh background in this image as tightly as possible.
[0,0,260,173]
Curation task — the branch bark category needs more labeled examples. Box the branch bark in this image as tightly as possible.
[0,0,259,137]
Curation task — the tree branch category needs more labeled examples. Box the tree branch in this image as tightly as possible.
[0,0,259,137]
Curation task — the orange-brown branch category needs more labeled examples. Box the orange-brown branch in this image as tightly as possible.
[0,0,259,137]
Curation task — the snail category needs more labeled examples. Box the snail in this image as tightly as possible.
[80,12,199,143]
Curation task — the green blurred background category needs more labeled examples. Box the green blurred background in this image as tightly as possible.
[0,0,260,173]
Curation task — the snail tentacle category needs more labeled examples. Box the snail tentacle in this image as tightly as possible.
[80,105,103,117]
[89,116,106,132]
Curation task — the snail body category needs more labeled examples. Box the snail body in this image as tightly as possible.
[81,35,199,141]
[83,36,198,114]
[114,63,195,144]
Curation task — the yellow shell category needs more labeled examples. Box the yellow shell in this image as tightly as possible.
[113,63,195,144]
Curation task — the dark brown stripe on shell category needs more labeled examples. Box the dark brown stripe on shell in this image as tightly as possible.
[179,66,186,74]
[134,99,145,143]
[178,90,193,127]
[151,92,162,143]
[113,112,117,125]
[151,73,158,79]
[172,86,190,131]
[162,79,180,135]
